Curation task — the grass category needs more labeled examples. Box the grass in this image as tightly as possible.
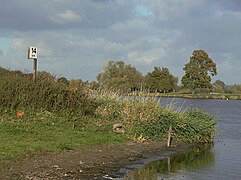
[0,111,127,159]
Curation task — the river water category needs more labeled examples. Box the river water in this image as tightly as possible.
[122,98,241,180]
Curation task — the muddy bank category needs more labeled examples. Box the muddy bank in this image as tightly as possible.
[0,141,194,179]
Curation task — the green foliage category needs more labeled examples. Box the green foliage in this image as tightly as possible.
[181,50,217,91]
[144,67,178,93]
[57,77,69,86]
[97,60,143,93]
[0,68,95,115]
[95,93,216,143]
[213,80,225,88]
[224,84,241,94]
[212,80,225,93]
[193,88,211,94]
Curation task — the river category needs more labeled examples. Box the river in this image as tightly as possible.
[122,98,241,180]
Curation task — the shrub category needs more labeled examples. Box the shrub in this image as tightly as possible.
[0,68,94,115]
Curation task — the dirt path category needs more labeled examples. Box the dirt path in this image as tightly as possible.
[0,141,192,179]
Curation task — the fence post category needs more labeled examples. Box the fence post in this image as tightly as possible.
[167,125,172,147]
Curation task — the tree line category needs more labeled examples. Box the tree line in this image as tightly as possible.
[90,49,218,94]
[0,48,238,95]
[54,50,241,94]
[56,49,238,94]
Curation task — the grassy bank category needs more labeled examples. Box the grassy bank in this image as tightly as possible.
[0,111,126,159]
[130,91,241,100]
[0,67,216,159]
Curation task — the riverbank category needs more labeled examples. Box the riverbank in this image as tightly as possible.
[129,92,241,100]
[0,68,216,179]
[0,141,193,179]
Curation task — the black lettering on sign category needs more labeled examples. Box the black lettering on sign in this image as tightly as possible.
[31,48,37,54]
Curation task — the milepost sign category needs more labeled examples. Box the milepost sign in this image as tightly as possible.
[27,47,38,82]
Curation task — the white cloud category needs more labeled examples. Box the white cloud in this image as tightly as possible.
[103,41,124,53]
[50,9,83,24]
[127,48,166,65]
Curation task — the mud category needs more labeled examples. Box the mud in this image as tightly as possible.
[0,141,193,179]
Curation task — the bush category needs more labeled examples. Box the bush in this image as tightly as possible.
[0,68,95,115]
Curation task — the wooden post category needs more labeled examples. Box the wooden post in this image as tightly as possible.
[33,58,37,82]
[167,125,172,147]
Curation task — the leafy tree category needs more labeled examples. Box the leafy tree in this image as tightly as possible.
[213,80,225,88]
[213,80,225,93]
[181,50,217,92]
[97,60,143,92]
[144,67,178,93]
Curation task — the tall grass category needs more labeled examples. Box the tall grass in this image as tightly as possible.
[95,93,216,143]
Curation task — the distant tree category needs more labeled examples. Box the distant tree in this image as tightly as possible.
[181,50,217,92]
[97,60,143,92]
[144,67,178,93]
[213,80,225,88]
[213,80,225,93]
[225,84,241,94]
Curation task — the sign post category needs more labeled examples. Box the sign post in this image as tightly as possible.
[28,47,38,82]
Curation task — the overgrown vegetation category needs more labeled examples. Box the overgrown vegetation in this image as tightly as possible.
[0,67,216,159]
[95,92,216,143]
[0,68,96,115]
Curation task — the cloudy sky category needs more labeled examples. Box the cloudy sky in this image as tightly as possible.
[0,0,241,85]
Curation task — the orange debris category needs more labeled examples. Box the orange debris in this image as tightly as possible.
[16,111,25,118]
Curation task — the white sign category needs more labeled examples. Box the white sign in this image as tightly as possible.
[28,47,38,59]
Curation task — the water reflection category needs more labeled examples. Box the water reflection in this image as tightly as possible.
[124,145,214,180]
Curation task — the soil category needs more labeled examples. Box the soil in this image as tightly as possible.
[0,141,193,180]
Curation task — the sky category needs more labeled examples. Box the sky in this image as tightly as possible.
[0,0,241,85]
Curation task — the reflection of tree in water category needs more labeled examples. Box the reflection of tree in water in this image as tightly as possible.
[124,145,214,180]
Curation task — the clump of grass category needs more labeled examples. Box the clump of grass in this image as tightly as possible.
[95,93,216,143]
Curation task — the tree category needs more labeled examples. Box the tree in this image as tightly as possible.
[181,50,217,92]
[144,67,178,93]
[97,60,143,92]
[213,80,225,93]
[213,80,225,88]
